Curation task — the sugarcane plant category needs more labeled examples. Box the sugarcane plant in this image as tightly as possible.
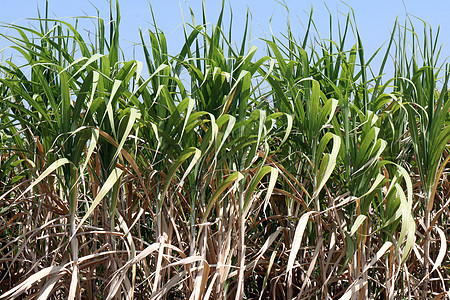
[0,1,448,299]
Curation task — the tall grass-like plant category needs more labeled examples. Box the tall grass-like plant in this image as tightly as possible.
[0,1,448,299]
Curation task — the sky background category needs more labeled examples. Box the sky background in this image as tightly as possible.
[1,0,450,76]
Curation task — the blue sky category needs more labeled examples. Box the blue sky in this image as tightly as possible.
[1,0,449,74]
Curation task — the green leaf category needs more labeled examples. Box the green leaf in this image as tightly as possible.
[75,167,123,234]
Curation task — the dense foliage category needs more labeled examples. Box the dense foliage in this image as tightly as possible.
[0,1,448,299]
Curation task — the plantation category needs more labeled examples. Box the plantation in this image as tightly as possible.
[0,1,448,299]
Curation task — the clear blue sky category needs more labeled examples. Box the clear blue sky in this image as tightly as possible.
[1,0,450,74]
